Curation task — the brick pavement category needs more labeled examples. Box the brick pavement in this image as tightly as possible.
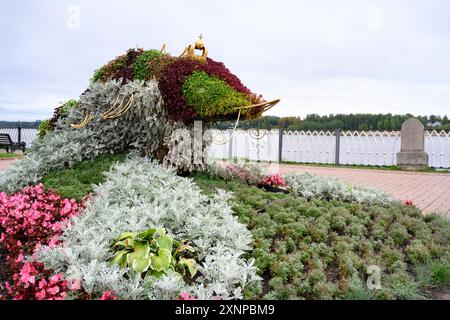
[276,164,450,216]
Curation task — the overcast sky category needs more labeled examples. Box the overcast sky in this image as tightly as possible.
[1,0,449,121]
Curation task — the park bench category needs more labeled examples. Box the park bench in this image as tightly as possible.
[0,133,26,153]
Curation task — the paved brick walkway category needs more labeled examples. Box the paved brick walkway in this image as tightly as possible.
[0,159,16,171]
[275,165,450,216]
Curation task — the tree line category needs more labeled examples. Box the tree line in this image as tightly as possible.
[214,114,450,131]
[1,114,449,131]
[0,121,42,129]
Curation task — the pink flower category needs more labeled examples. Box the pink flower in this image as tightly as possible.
[67,279,81,290]
[47,286,60,295]
[50,274,62,284]
[0,184,85,300]
[35,290,46,300]
[261,174,286,187]
[20,273,31,284]
[15,252,24,263]
[39,279,48,289]
[51,222,62,232]
[100,290,118,300]
[177,292,197,300]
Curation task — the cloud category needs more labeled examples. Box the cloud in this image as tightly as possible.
[0,0,449,121]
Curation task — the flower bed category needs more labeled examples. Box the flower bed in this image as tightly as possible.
[0,184,85,299]
[192,172,450,300]
[33,157,259,300]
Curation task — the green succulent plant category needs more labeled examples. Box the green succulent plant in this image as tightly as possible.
[110,227,197,279]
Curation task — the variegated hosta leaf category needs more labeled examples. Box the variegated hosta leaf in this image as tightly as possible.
[126,241,150,267]
[156,235,173,251]
[111,250,129,268]
[150,249,172,272]
[178,258,198,278]
[132,256,152,273]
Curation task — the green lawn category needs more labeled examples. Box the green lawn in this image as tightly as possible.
[0,153,23,159]
[42,153,126,201]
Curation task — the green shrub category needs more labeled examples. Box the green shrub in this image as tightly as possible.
[37,120,52,139]
[190,173,450,300]
[38,99,79,139]
[92,67,105,83]
[133,50,161,80]
[183,71,252,118]
[415,252,450,287]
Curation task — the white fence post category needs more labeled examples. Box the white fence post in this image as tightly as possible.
[335,129,341,165]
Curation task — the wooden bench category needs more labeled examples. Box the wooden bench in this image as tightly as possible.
[0,133,26,153]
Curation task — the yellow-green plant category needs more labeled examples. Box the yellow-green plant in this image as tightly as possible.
[110,227,197,279]
[183,71,252,118]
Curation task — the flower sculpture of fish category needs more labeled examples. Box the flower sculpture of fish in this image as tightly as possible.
[46,37,280,171]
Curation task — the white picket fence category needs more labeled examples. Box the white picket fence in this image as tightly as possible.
[0,128,38,147]
[2,127,449,169]
[208,129,450,169]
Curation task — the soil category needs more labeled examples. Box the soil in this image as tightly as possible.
[428,286,450,300]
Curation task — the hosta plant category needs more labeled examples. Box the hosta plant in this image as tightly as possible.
[111,227,197,279]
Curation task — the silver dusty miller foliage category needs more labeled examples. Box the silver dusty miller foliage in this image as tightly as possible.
[35,156,260,300]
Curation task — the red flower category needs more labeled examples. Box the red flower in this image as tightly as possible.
[100,291,118,300]
[261,174,286,187]
[403,200,413,206]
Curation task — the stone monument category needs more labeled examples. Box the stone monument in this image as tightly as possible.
[396,118,428,170]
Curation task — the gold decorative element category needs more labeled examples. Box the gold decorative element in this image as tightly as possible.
[211,109,242,145]
[101,95,125,118]
[179,34,208,62]
[71,113,93,129]
[234,99,280,117]
[101,93,135,119]
[248,129,268,140]
[160,43,167,54]
[212,99,280,144]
